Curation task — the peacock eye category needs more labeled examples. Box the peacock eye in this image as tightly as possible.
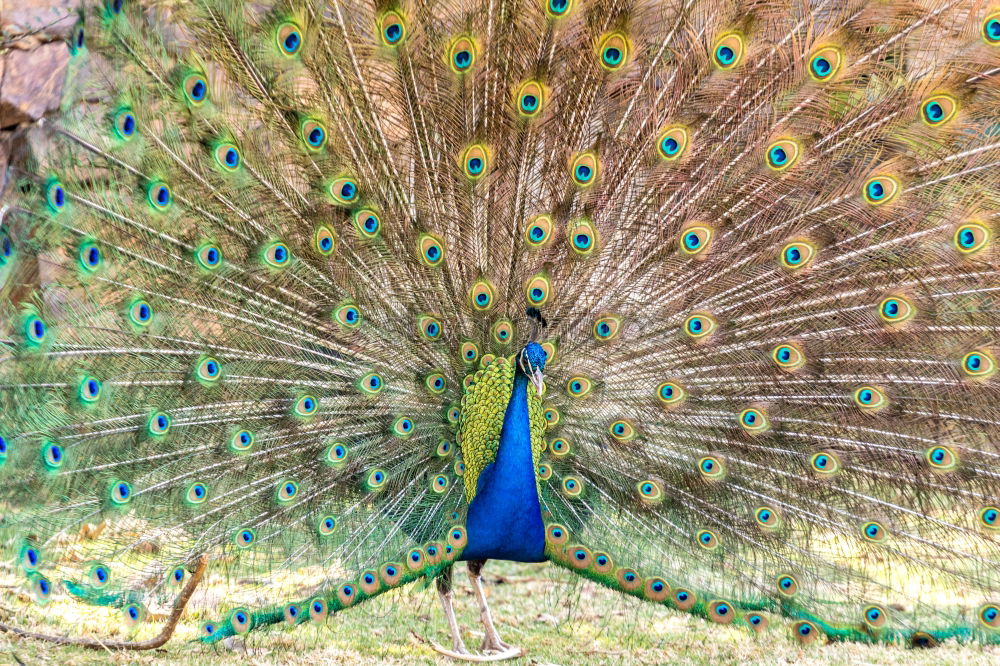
[148,411,171,436]
[698,455,726,480]
[853,385,888,412]
[679,225,713,256]
[294,395,318,417]
[771,342,806,370]
[467,279,495,311]
[636,479,663,502]
[461,144,489,180]
[545,0,573,18]
[516,80,546,117]
[656,126,689,160]
[920,93,958,126]
[262,241,291,268]
[878,295,915,324]
[314,225,336,256]
[984,13,1000,45]
[78,241,103,273]
[449,36,477,73]
[567,218,598,255]
[713,32,744,69]
[961,349,997,378]
[861,520,888,543]
[183,73,209,105]
[608,419,636,442]
[195,243,223,270]
[683,313,717,339]
[301,119,327,150]
[809,450,842,475]
[358,372,385,395]
[562,476,584,497]
[525,214,554,247]
[230,429,254,452]
[113,108,137,139]
[379,10,406,46]
[353,208,382,239]
[925,445,958,471]
[862,174,900,206]
[566,376,593,398]
[147,182,172,210]
[656,380,686,406]
[110,480,133,504]
[276,480,299,502]
[953,222,990,254]
[569,152,599,187]
[592,315,621,341]
[597,32,629,71]
[329,176,360,205]
[333,303,362,329]
[776,574,799,597]
[46,180,66,212]
[808,46,843,81]
[366,467,388,490]
[780,240,817,269]
[766,139,801,171]
[739,407,770,432]
[417,315,443,340]
[525,273,552,306]
[696,529,719,550]
[276,22,303,55]
[41,441,65,469]
[754,505,781,529]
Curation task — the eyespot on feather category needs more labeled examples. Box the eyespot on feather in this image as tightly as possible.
[448,36,477,73]
[657,126,689,161]
[417,233,445,267]
[713,32,745,70]
[597,32,630,71]
[569,152,599,187]
[379,10,407,47]
[525,214,555,247]
[353,209,382,239]
[953,222,991,255]
[920,93,958,126]
[679,225,713,257]
[808,46,844,81]
[462,144,490,180]
[862,174,900,206]
[567,218,598,255]
[771,342,806,370]
[516,80,547,117]
[765,139,801,171]
[656,380,687,406]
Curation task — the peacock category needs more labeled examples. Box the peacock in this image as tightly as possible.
[1,0,1000,659]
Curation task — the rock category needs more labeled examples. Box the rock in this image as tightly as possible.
[2,0,79,38]
[0,43,70,127]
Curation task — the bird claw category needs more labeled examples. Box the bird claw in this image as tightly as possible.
[431,644,522,662]
[480,637,512,653]
[413,631,522,662]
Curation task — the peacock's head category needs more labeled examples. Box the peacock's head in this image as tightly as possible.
[517,342,547,397]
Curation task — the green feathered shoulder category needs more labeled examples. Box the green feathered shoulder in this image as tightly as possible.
[457,355,547,504]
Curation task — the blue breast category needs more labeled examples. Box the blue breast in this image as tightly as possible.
[460,374,546,562]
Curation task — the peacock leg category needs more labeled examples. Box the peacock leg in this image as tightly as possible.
[436,565,470,654]
[467,560,518,655]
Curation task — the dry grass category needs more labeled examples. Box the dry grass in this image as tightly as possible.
[2,559,999,665]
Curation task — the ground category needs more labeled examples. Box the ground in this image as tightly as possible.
[1,560,998,665]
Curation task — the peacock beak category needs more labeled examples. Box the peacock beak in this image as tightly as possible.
[529,368,544,398]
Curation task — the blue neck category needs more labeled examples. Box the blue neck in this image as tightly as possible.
[460,373,546,562]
